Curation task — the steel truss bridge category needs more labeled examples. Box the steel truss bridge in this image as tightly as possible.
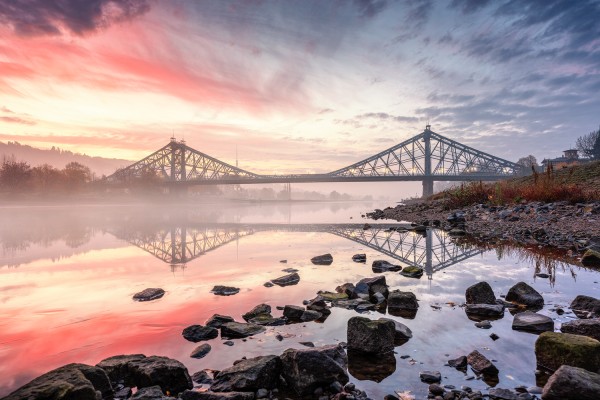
[113,224,484,278]
[107,126,522,196]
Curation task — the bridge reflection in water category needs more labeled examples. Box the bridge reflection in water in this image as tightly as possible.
[114,224,484,278]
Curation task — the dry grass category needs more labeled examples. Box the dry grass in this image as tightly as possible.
[434,161,600,208]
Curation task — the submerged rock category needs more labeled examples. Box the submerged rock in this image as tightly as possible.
[505,282,544,309]
[182,325,219,342]
[311,253,333,265]
[133,288,165,302]
[560,318,600,341]
[280,344,348,396]
[210,355,281,392]
[541,365,600,400]
[535,332,600,373]
[570,295,600,318]
[465,282,496,305]
[211,286,240,296]
[220,322,266,339]
[399,266,423,278]
[271,272,300,287]
[347,316,395,354]
[190,344,211,359]
[581,249,600,267]
[512,311,554,333]
[3,363,112,400]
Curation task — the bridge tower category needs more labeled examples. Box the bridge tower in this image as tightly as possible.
[422,125,434,198]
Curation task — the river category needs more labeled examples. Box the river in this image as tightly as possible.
[0,201,598,398]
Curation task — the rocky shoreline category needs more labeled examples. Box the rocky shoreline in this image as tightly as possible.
[366,200,600,264]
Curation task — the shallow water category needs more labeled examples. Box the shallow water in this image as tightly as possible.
[0,201,598,398]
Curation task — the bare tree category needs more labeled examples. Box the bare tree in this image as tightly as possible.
[576,127,600,158]
[517,155,538,168]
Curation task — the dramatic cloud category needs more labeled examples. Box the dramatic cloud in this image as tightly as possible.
[0,0,150,37]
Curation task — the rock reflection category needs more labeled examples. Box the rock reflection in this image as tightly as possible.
[347,350,396,382]
[388,308,418,319]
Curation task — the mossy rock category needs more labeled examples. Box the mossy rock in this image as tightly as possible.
[535,332,600,373]
[400,266,424,278]
[317,291,348,301]
[581,249,600,267]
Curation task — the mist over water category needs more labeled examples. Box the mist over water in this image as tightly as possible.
[1,202,599,398]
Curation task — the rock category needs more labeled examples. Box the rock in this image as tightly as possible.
[299,341,315,347]
[352,254,366,263]
[536,273,550,278]
[474,320,492,329]
[429,383,444,396]
[448,228,466,236]
[512,311,554,333]
[448,356,467,370]
[505,282,544,309]
[380,318,412,342]
[570,295,600,318]
[311,253,333,265]
[271,272,300,287]
[347,350,396,382]
[281,267,297,273]
[283,305,305,321]
[3,363,112,400]
[317,291,348,301]
[465,282,496,305]
[133,288,165,302]
[182,325,219,342]
[220,322,266,339]
[371,260,402,272]
[211,286,240,296]
[535,332,600,373]
[355,276,389,300]
[347,316,395,354]
[560,318,600,340]
[247,314,286,326]
[180,390,255,400]
[541,365,600,400]
[256,388,268,398]
[306,297,331,315]
[332,298,374,311]
[131,385,171,399]
[387,290,419,311]
[490,333,500,341]
[581,249,600,267]
[190,344,211,359]
[399,265,423,278]
[465,304,505,319]
[243,304,272,321]
[205,314,235,328]
[210,355,281,392]
[98,354,192,395]
[263,282,273,288]
[420,370,441,383]
[191,369,217,384]
[280,344,348,396]
[300,310,322,322]
[336,283,358,299]
[488,388,517,400]
[115,386,133,398]
[467,350,499,376]
[223,341,234,346]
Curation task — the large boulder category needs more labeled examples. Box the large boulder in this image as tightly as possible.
[3,363,112,400]
[311,253,333,265]
[242,304,271,322]
[355,276,389,301]
[560,318,600,341]
[347,317,395,354]
[181,390,255,400]
[581,249,600,267]
[465,282,496,305]
[541,365,600,400]
[97,354,192,395]
[210,355,281,392]
[512,311,554,333]
[467,350,498,376]
[387,290,419,310]
[280,344,348,396]
[182,325,219,342]
[220,322,266,339]
[505,282,544,309]
[570,295,600,318]
[535,332,600,373]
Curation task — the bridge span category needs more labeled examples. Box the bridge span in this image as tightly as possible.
[108,126,522,196]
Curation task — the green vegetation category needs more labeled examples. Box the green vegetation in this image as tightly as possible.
[434,161,600,209]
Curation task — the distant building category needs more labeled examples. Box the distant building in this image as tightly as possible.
[541,149,589,169]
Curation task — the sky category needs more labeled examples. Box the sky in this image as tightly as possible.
[1,0,599,176]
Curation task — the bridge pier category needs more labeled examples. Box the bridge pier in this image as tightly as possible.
[422,179,434,198]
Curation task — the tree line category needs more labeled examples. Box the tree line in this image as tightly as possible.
[0,158,94,194]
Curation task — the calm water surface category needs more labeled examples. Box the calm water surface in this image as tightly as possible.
[1,202,598,398]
